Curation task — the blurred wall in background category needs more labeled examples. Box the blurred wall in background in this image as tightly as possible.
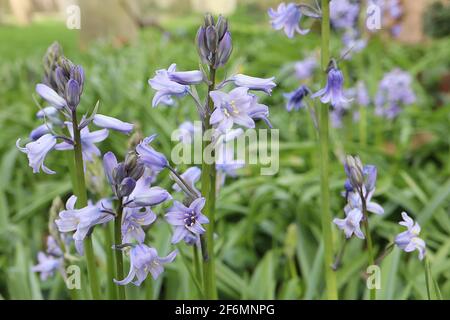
[0,0,448,44]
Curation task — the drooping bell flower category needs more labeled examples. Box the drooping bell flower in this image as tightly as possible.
[333,207,365,239]
[55,196,114,255]
[16,133,57,174]
[268,3,309,38]
[284,85,310,112]
[395,212,426,260]
[312,65,350,107]
[93,114,134,134]
[136,134,169,172]
[114,244,177,286]
[121,207,157,244]
[227,74,276,95]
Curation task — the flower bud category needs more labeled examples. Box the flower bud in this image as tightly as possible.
[112,163,127,186]
[54,66,68,94]
[204,13,214,27]
[118,177,136,198]
[216,15,228,40]
[70,65,85,93]
[124,151,138,171]
[214,31,232,68]
[345,155,364,190]
[65,79,81,109]
[363,165,377,192]
[196,14,232,69]
[205,26,218,53]
[130,162,145,181]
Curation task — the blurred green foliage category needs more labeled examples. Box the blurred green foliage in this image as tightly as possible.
[0,8,449,300]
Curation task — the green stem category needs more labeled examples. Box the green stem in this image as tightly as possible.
[104,224,117,300]
[114,201,126,300]
[193,245,202,288]
[200,66,218,299]
[319,0,338,300]
[71,110,101,300]
[361,194,376,300]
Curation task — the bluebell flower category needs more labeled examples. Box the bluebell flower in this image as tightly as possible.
[395,212,426,260]
[148,64,193,107]
[333,206,365,239]
[284,85,310,112]
[31,252,63,281]
[36,83,67,109]
[136,134,169,172]
[268,3,309,38]
[55,196,113,255]
[124,170,171,208]
[93,114,134,134]
[29,124,52,141]
[114,244,177,286]
[247,95,271,127]
[165,197,209,244]
[345,190,384,216]
[312,67,350,107]
[166,65,203,85]
[55,123,109,163]
[32,236,64,281]
[210,87,254,133]
[375,69,416,118]
[121,207,157,244]
[16,133,57,174]
[228,74,276,95]
[330,0,360,29]
[294,56,317,80]
[172,166,201,196]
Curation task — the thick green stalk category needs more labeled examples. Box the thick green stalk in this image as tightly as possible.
[104,224,117,300]
[200,67,218,299]
[319,0,338,300]
[71,110,101,300]
[193,245,202,288]
[361,199,376,300]
[114,201,126,299]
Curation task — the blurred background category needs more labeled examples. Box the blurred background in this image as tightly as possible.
[0,0,449,299]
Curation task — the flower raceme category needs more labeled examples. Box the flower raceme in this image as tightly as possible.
[334,156,384,240]
[18,44,134,174]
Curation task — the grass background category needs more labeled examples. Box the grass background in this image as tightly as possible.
[0,5,449,299]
